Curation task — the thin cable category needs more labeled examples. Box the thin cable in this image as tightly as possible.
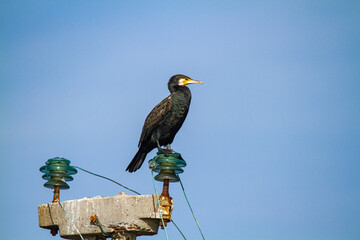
[73,166,141,195]
[96,216,109,236]
[178,175,206,240]
[170,220,187,240]
[151,170,169,240]
[53,190,85,240]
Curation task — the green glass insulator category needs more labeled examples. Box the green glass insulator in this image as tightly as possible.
[39,157,77,189]
[149,152,187,182]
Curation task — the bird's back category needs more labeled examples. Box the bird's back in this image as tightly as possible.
[138,94,173,148]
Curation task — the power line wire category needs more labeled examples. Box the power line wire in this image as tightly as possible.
[73,166,141,195]
[178,175,206,240]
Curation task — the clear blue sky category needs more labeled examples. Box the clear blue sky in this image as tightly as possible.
[1,1,359,239]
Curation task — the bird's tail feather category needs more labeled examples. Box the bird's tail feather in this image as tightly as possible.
[126,150,147,172]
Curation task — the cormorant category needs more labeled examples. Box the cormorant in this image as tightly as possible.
[126,74,203,172]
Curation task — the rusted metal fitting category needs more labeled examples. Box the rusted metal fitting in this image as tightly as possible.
[90,215,98,223]
[159,195,173,228]
[159,179,173,228]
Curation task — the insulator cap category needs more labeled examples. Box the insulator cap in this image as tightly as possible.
[148,152,186,182]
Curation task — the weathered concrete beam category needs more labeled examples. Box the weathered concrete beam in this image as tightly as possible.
[38,193,165,239]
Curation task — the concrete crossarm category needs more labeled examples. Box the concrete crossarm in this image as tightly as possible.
[38,193,163,239]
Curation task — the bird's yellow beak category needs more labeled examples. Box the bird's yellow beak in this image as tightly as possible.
[183,79,203,85]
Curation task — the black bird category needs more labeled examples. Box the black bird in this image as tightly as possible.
[126,74,203,172]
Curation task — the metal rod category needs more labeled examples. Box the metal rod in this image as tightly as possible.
[161,179,170,197]
[53,186,60,203]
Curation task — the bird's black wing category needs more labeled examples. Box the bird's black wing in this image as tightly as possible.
[138,94,173,147]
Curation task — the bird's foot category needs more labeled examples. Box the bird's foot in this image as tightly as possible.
[158,148,174,156]
[156,142,174,155]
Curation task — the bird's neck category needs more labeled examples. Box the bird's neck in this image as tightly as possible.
[169,85,190,94]
[171,86,192,105]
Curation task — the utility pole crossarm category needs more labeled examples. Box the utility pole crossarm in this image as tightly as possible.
[38,193,165,239]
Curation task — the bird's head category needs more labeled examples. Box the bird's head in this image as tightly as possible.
[168,74,203,92]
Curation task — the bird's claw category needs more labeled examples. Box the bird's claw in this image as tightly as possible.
[159,148,174,155]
